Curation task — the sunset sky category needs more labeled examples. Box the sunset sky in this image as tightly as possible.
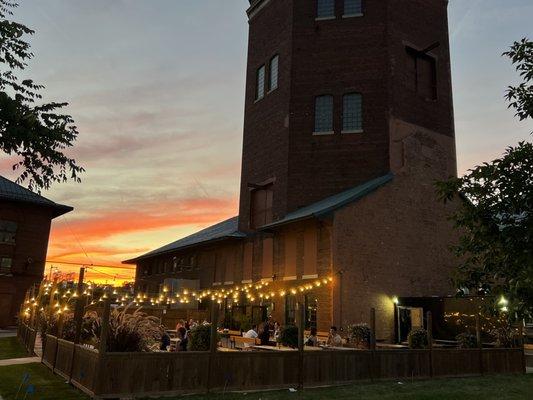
[1,0,532,284]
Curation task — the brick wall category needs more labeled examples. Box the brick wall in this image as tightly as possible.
[331,118,460,341]
[0,201,54,327]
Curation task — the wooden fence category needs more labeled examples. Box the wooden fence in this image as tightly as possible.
[39,333,525,399]
[17,322,37,355]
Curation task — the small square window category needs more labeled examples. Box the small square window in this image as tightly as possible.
[269,55,279,91]
[344,0,363,16]
[317,0,335,19]
[256,65,266,100]
[0,257,12,275]
[314,95,334,133]
[0,220,17,245]
[343,93,363,132]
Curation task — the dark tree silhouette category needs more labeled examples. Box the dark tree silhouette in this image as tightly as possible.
[0,0,83,192]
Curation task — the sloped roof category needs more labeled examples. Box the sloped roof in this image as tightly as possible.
[124,216,246,263]
[0,176,73,217]
[261,173,394,229]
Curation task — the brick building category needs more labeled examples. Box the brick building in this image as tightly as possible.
[0,176,72,327]
[128,0,460,341]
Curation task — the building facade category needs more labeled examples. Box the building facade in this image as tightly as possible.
[129,0,460,341]
[0,177,72,327]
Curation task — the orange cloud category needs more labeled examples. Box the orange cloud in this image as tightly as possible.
[51,197,237,241]
[46,196,239,284]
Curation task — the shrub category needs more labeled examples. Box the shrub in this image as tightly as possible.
[491,326,521,348]
[38,310,58,347]
[456,332,478,349]
[408,328,428,349]
[92,306,163,352]
[62,312,99,344]
[279,325,299,348]
[347,323,371,349]
[188,324,215,351]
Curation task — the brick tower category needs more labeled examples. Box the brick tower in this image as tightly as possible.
[238,0,456,232]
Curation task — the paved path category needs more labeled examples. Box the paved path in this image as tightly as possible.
[0,357,40,367]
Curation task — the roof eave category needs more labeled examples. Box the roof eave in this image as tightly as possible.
[122,234,246,265]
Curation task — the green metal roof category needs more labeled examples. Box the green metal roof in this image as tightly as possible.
[261,173,394,229]
[124,216,246,263]
[0,176,73,217]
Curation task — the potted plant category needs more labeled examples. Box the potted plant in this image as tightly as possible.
[279,325,299,348]
[456,332,478,348]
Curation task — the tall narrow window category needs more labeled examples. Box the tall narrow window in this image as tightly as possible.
[344,0,363,16]
[342,93,363,132]
[256,65,265,100]
[314,95,334,133]
[269,55,279,91]
[317,0,335,19]
[406,47,437,100]
[250,184,273,229]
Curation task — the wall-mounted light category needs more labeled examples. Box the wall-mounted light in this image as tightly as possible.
[392,296,399,305]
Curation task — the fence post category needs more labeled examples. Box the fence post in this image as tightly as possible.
[207,301,220,392]
[369,308,376,382]
[73,268,86,345]
[519,322,526,374]
[297,301,305,390]
[427,311,433,378]
[95,297,112,397]
[69,268,85,383]
[476,312,483,375]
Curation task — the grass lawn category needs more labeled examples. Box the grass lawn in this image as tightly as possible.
[0,336,29,360]
[153,374,533,400]
[0,362,531,400]
[0,363,88,400]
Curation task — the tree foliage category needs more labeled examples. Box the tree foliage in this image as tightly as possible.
[436,39,533,321]
[0,0,83,191]
[504,38,533,122]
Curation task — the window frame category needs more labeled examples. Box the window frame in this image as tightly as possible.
[0,256,13,276]
[406,46,438,101]
[342,92,363,133]
[343,0,364,18]
[313,94,335,135]
[268,55,279,92]
[0,220,17,245]
[256,64,266,101]
[250,183,274,229]
[316,0,336,20]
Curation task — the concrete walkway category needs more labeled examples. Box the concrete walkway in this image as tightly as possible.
[0,357,40,367]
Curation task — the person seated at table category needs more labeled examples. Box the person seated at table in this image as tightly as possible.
[177,327,188,351]
[327,326,342,347]
[258,322,271,345]
[242,324,258,348]
[160,330,171,351]
[305,327,318,347]
[244,325,258,339]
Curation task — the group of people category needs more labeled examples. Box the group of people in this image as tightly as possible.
[304,326,343,347]
[243,318,280,345]
[241,316,343,348]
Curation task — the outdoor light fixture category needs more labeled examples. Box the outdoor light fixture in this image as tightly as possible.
[392,296,399,305]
